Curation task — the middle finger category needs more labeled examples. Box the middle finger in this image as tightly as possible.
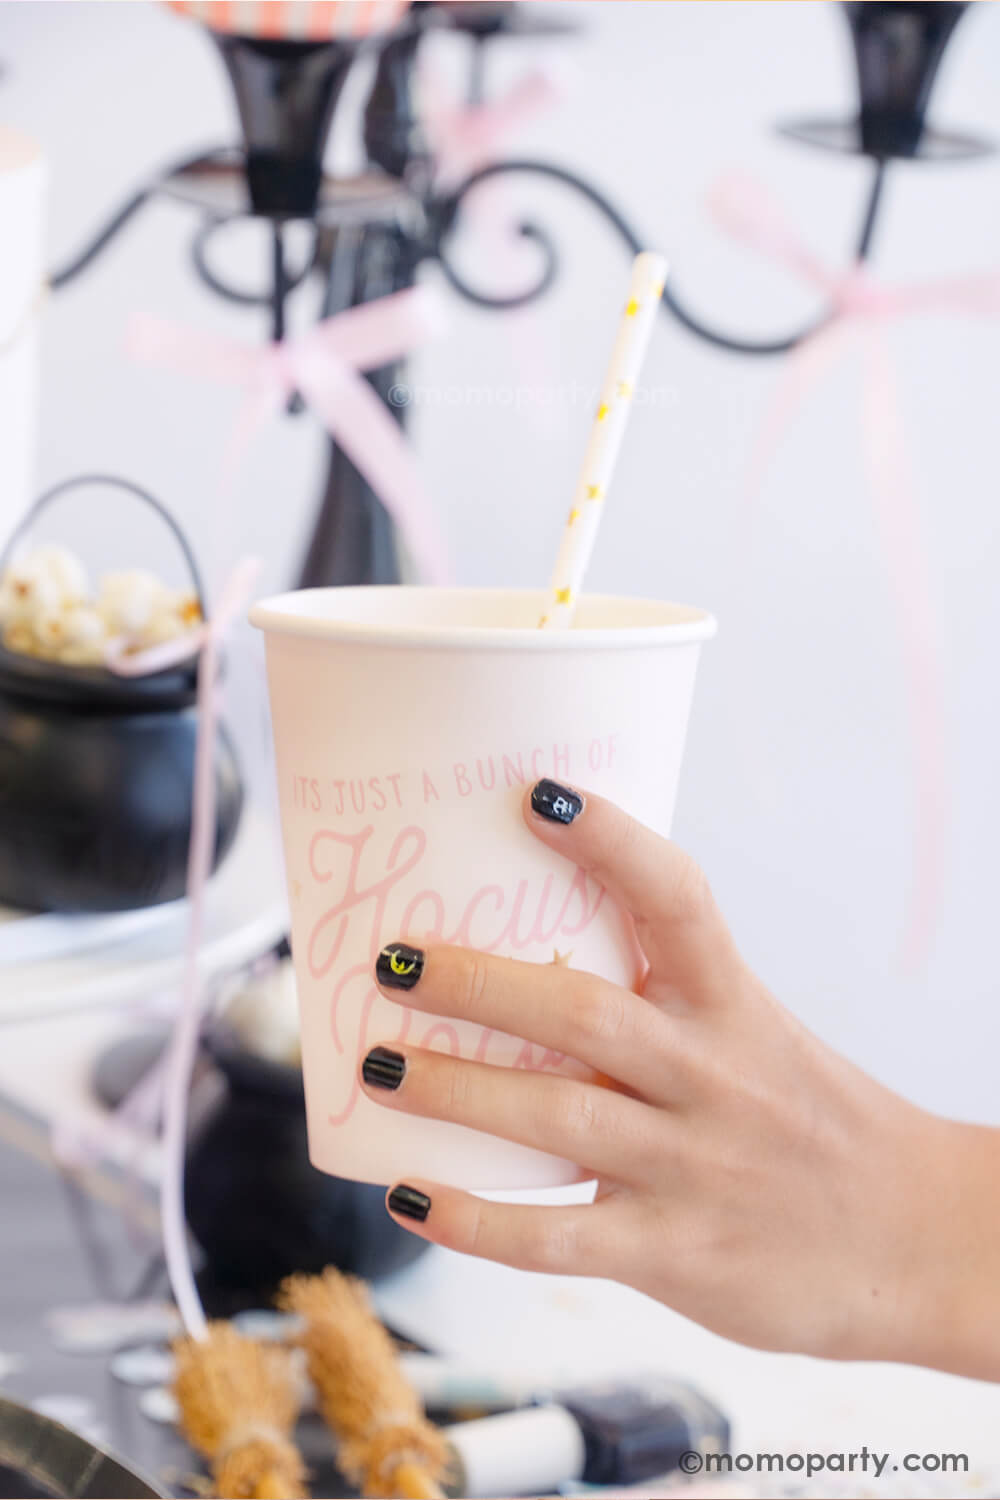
[374,941,681,1104]
[359,1042,664,1184]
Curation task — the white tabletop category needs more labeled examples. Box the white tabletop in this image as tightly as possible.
[373,1236,1000,1497]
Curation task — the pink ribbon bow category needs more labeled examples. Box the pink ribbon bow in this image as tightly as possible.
[711,172,1000,967]
[711,174,1000,325]
[128,285,450,584]
[421,63,563,188]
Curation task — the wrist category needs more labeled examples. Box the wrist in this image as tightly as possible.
[886,1113,1000,1379]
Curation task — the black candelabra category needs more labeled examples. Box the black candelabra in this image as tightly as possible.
[50,1,990,590]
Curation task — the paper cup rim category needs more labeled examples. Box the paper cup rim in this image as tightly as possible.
[249,586,718,651]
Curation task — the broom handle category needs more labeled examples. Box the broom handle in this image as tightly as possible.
[388,1461,446,1500]
[253,1474,305,1500]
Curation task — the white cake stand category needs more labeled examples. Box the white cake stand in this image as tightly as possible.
[0,806,288,1024]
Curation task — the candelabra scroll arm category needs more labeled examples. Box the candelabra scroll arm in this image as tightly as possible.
[188,214,319,307]
[430,156,888,355]
[435,213,560,311]
[855,156,887,261]
[48,146,235,291]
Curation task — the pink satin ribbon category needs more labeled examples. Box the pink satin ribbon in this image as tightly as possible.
[421,64,562,188]
[48,563,261,1298]
[710,173,1000,321]
[711,172,1000,966]
[107,561,263,1335]
[127,285,450,584]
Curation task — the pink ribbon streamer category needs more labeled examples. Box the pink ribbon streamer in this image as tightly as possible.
[108,558,261,1339]
[48,563,261,1296]
[127,285,450,584]
[711,171,1000,966]
[152,556,260,1340]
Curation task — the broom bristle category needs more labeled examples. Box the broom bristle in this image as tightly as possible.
[173,1324,308,1499]
[280,1272,420,1441]
[279,1270,452,1498]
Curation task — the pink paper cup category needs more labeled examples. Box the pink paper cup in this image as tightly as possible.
[249,587,716,1189]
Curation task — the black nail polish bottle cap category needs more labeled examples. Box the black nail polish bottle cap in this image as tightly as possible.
[558,1377,730,1487]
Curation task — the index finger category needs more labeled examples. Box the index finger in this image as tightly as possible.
[523,779,741,1001]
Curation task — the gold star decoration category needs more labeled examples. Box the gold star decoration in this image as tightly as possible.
[538,613,549,627]
[551,948,573,967]
[616,380,632,399]
[555,586,573,605]
[625,298,639,316]
[567,507,581,525]
[585,484,603,501]
[596,402,609,421]
[653,280,665,298]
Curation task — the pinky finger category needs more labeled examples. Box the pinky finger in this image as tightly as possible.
[385,1180,612,1277]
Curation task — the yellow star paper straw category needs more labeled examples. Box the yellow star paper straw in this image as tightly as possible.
[539,250,667,629]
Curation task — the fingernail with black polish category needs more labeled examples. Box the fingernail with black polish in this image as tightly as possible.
[531,779,584,825]
[362,1046,407,1091]
[388,1184,431,1222]
[376,942,425,991]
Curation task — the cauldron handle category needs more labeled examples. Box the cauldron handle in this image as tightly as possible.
[0,474,207,613]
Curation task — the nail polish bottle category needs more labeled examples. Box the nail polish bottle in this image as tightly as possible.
[444,1375,729,1495]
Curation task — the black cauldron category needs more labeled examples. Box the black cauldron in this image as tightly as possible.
[0,1394,164,1499]
[0,477,242,913]
[185,1030,430,1295]
[0,1392,164,1500]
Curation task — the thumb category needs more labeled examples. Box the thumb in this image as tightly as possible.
[523,778,739,1002]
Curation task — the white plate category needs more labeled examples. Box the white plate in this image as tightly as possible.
[0,901,186,967]
[0,808,288,1023]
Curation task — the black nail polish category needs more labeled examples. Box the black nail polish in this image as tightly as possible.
[531,779,584,825]
[376,942,425,991]
[388,1184,431,1222]
[362,1046,407,1090]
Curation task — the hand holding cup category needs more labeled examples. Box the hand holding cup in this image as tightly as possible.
[367,782,974,1371]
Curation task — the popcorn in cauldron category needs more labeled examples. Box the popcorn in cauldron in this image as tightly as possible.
[0,546,202,665]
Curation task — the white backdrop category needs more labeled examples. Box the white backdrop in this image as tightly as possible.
[4,1,1000,1121]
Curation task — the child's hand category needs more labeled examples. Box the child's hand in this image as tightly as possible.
[361,782,997,1374]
